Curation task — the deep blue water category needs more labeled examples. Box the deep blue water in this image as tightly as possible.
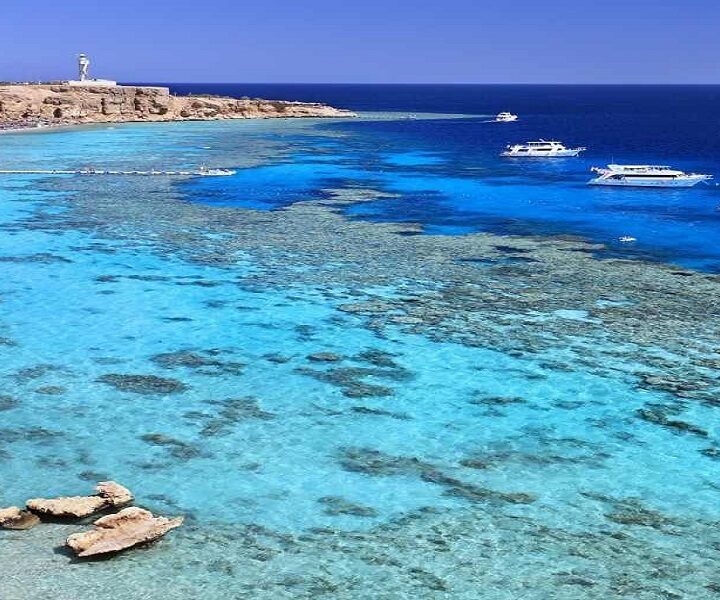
[158,84,720,271]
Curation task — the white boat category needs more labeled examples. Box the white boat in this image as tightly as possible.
[502,140,586,157]
[195,166,236,176]
[495,112,518,122]
[589,164,712,188]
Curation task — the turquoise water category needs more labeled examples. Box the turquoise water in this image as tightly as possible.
[1,114,719,598]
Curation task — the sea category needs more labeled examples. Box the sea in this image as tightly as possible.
[0,84,719,599]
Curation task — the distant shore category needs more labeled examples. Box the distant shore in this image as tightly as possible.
[0,83,356,131]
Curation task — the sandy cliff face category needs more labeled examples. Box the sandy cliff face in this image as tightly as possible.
[0,84,355,127]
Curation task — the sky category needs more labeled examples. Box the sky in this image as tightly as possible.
[1,0,718,84]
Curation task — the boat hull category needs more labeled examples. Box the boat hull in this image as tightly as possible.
[502,149,583,158]
[588,176,709,188]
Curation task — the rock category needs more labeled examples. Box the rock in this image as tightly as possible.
[0,84,356,129]
[27,495,108,518]
[26,481,133,518]
[0,506,40,530]
[66,507,183,557]
[96,481,134,506]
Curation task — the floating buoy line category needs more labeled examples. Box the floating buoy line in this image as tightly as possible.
[0,167,236,177]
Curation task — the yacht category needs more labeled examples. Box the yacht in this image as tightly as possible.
[502,140,586,157]
[495,112,518,122]
[589,165,712,188]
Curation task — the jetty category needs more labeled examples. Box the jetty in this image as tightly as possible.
[0,167,236,177]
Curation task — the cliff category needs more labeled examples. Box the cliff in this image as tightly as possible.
[0,84,356,129]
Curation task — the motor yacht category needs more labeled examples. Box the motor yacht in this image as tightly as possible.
[502,140,586,157]
[589,165,712,187]
[495,112,518,122]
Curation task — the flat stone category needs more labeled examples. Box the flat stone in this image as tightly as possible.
[27,495,108,518]
[0,506,41,530]
[26,481,133,518]
[66,507,184,557]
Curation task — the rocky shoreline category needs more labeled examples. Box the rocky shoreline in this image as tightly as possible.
[0,84,356,130]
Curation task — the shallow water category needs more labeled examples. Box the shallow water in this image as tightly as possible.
[1,94,719,599]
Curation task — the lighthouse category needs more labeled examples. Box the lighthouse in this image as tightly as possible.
[68,53,117,87]
[78,53,90,81]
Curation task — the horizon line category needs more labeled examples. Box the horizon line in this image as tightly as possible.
[125,81,720,87]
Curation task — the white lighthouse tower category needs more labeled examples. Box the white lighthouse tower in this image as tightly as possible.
[78,53,90,81]
[68,53,117,87]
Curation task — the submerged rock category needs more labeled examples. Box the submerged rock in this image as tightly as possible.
[701,447,720,459]
[470,395,526,406]
[338,301,395,314]
[350,406,411,420]
[339,448,535,505]
[26,481,133,518]
[605,499,674,529]
[140,433,203,460]
[97,373,188,395]
[318,496,378,517]
[198,397,275,437]
[636,407,708,438]
[0,395,19,411]
[66,507,183,558]
[35,385,66,395]
[151,350,244,376]
[296,365,410,398]
[307,352,343,362]
[354,349,400,369]
[0,506,40,530]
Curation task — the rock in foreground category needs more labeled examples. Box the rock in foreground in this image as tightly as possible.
[26,481,133,518]
[66,507,183,557]
[0,506,41,530]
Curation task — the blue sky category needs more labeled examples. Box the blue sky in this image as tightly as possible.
[1,0,717,83]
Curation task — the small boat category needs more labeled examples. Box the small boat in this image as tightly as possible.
[495,112,518,122]
[589,165,712,188]
[502,140,586,157]
[195,166,236,177]
[619,236,637,243]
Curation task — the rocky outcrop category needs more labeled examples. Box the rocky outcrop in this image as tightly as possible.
[0,506,41,530]
[26,481,133,518]
[0,84,355,129]
[66,507,183,557]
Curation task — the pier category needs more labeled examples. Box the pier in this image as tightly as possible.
[0,167,235,177]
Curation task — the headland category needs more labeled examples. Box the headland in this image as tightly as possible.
[0,83,356,131]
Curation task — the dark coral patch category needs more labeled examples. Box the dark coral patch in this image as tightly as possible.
[97,373,188,395]
[318,496,378,517]
[0,395,19,411]
[140,433,204,460]
[198,398,275,437]
[151,350,244,376]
